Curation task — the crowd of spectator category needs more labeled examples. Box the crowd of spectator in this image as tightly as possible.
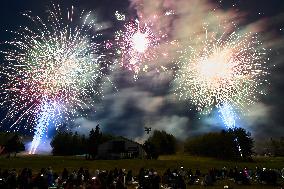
[0,166,283,188]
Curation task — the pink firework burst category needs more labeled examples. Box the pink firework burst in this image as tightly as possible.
[115,19,162,77]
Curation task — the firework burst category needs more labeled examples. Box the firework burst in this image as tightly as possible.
[0,5,106,152]
[173,28,268,113]
[115,19,165,78]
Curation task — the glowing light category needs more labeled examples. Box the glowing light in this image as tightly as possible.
[173,29,268,113]
[165,10,175,16]
[218,103,243,157]
[29,100,58,154]
[115,19,162,77]
[218,102,236,129]
[132,31,149,53]
[198,49,233,83]
[115,11,126,21]
[0,5,107,153]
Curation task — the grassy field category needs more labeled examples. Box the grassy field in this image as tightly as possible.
[1,154,284,174]
[0,154,283,188]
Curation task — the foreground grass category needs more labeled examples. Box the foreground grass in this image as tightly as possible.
[0,154,284,174]
[0,154,283,188]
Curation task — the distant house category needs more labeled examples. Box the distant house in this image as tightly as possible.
[97,137,146,159]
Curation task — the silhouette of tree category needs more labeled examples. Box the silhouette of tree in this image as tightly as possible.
[143,130,177,159]
[269,137,284,156]
[88,124,102,159]
[5,134,25,157]
[51,125,114,157]
[229,128,254,159]
[51,131,88,155]
[184,128,254,160]
[143,141,159,159]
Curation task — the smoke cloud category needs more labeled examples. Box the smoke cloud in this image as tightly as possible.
[73,0,284,145]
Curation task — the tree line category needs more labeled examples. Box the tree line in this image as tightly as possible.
[184,128,253,160]
[51,126,255,160]
[4,126,284,160]
[143,130,177,159]
[51,126,178,159]
[51,124,114,159]
[267,137,284,156]
[0,132,25,157]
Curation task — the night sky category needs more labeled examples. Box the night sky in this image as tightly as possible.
[0,0,284,145]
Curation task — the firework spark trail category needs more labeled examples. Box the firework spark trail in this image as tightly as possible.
[29,100,58,154]
[0,5,107,153]
[115,19,165,78]
[173,28,268,113]
[218,102,236,129]
[218,103,243,157]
